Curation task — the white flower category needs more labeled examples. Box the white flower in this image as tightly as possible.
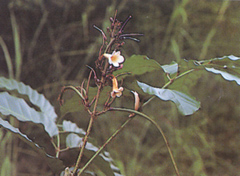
[111,75,124,98]
[103,51,124,67]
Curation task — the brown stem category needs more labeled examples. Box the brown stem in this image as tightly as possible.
[73,26,116,175]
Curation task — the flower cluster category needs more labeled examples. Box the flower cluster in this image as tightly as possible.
[60,12,143,176]
[94,14,142,107]
[63,12,143,112]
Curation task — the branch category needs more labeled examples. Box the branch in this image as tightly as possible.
[110,107,180,176]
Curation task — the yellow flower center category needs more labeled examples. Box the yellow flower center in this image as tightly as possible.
[111,55,118,62]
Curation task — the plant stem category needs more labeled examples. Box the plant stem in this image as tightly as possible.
[74,76,103,175]
[78,116,134,175]
[143,69,195,107]
[111,107,180,176]
[58,84,95,175]
[58,86,91,115]
[73,114,95,175]
[74,28,115,175]
[73,86,101,175]
[162,69,195,89]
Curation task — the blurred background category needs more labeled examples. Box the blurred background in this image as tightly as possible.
[1,0,240,175]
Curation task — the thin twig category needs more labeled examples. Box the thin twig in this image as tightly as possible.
[74,78,104,175]
[143,69,196,107]
[78,116,133,175]
[73,114,95,175]
[111,107,180,176]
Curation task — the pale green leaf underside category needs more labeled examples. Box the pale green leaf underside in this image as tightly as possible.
[62,120,86,135]
[204,55,240,85]
[0,118,64,174]
[205,67,240,85]
[215,55,240,61]
[0,92,58,137]
[66,133,98,150]
[0,77,57,122]
[137,81,200,115]
[64,119,122,176]
[66,133,122,176]
[161,61,178,75]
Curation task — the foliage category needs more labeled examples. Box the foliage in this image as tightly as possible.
[0,77,122,175]
[1,0,240,176]
[1,51,240,175]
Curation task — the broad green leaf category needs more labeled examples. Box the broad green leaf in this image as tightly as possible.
[0,118,64,174]
[208,55,240,66]
[205,67,240,85]
[178,59,204,72]
[114,55,161,78]
[137,81,200,115]
[161,61,178,75]
[0,77,57,123]
[168,69,203,96]
[66,134,122,176]
[204,55,240,85]
[60,91,85,117]
[60,86,111,117]
[0,92,58,137]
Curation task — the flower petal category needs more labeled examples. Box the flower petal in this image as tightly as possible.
[103,51,124,67]
[111,76,123,98]
[112,61,120,67]
[103,53,112,60]
[131,91,140,111]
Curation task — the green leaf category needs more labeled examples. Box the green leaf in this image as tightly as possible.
[60,86,111,117]
[205,67,240,85]
[161,61,178,75]
[62,120,86,135]
[66,133,98,150]
[0,77,57,124]
[204,55,240,85]
[0,92,58,137]
[66,134,122,176]
[0,118,64,174]
[114,55,161,78]
[137,81,200,115]
[209,55,240,66]
[64,121,122,176]
[60,91,84,117]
